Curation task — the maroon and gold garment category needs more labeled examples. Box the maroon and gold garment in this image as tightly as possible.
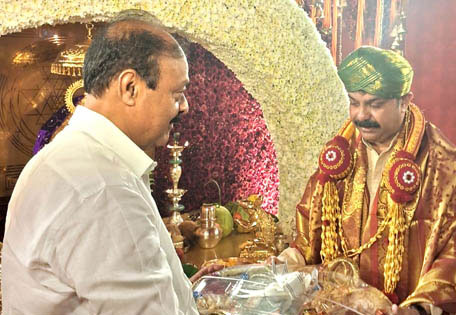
[294,113,456,312]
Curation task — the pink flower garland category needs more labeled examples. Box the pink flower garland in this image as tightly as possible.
[152,43,279,215]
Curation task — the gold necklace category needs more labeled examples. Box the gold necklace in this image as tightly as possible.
[318,104,425,294]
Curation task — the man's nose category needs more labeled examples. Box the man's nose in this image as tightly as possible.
[179,95,189,115]
[356,104,371,120]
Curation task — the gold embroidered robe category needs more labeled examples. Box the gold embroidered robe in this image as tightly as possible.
[294,122,456,313]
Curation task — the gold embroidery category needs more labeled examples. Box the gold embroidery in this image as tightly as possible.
[320,104,426,294]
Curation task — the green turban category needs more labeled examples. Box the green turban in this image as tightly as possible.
[338,46,413,99]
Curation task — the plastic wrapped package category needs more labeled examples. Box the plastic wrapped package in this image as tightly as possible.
[192,258,393,315]
[192,264,319,314]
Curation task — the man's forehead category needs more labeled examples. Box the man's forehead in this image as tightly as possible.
[348,91,383,102]
[157,55,189,86]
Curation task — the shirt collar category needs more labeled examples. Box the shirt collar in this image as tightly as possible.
[362,131,400,157]
[68,106,157,178]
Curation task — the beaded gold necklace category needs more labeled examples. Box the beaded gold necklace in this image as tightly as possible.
[317,104,425,294]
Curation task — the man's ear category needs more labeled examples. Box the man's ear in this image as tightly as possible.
[401,92,414,106]
[118,69,139,106]
[400,92,414,113]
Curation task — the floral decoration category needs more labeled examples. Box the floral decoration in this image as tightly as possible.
[1,0,348,235]
[153,43,279,215]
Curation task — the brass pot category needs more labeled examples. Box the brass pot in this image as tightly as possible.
[196,203,223,248]
[200,203,216,220]
[195,218,223,249]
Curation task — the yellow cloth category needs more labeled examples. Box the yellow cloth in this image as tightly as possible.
[294,121,456,313]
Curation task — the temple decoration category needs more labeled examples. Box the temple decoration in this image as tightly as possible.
[310,0,324,25]
[323,0,332,30]
[152,42,279,216]
[50,23,93,113]
[390,11,407,55]
[13,51,37,65]
[344,0,408,53]
[12,39,63,67]
[64,80,84,113]
[165,132,189,226]
[50,23,93,77]
[337,0,346,64]
[238,195,277,262]
[355,0,365,48]
[331,0,338,62]
[298,0,348,65]
[374,0,384,46]
[1,0,348,236]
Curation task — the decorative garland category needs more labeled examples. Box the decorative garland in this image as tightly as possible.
[318,104,425,295]
[1,0,348,235]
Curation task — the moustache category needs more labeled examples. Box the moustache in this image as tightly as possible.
[170,114,182,124]
[354,120,380,129]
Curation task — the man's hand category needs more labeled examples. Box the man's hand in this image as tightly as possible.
[375,304,420,315]
[189,264,224,284]
[264,255,285,265]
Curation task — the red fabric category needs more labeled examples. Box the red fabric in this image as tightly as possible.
[395,150,414,161]
[405,0,456,145]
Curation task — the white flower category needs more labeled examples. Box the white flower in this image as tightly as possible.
[325,150,337,162]
[402,170,415,184]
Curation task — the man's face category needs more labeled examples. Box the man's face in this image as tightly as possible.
[135,55,189,149]
[349,91,408,150]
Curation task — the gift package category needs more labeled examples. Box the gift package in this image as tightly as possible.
[192,258,393,315]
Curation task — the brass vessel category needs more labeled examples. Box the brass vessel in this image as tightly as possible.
[195,204,223,249]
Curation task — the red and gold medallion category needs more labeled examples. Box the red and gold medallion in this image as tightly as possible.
[386,151,421,203]
[318,135,353,183]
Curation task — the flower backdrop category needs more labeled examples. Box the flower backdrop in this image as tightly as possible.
[1,0,348,235]
[153,43,279,215]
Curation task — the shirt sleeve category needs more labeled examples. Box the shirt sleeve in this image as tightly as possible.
[50,184,194,314]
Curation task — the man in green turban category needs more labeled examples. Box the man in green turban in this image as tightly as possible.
[278,46,456,315]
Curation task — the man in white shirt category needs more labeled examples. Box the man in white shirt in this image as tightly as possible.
[2,11,202,314]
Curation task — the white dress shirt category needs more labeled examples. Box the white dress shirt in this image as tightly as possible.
[2,106,198,315]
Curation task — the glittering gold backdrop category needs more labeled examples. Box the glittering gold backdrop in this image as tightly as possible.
[0,24,88,197]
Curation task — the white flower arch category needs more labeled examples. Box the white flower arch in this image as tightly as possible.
[0,0,348,235]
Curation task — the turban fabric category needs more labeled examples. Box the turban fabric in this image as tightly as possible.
[338,46,413,99]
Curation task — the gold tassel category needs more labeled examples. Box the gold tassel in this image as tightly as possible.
[331,0,339,63]
[383,201,406,294]
[374,0,384,46]
[311,3,317,24]
[323,0,332,30]
[390,0,398,32]
[321,181,342,262]
[355,0,365,48]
